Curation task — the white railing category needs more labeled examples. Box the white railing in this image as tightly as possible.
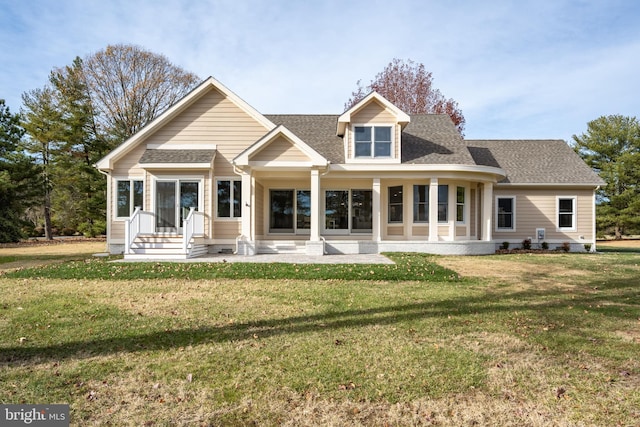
[124,208,155,255]
[183,208,205,255]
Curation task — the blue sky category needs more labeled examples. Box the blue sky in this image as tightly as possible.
[1,0,639,140]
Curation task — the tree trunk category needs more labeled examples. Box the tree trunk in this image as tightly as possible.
[43,191,53,240]
[614,225,623,240]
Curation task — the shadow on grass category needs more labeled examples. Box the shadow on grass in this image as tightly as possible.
[2,276,638,365]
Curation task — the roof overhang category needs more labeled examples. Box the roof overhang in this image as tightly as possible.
[233,125,329,169]
[328,163,506,181]
[337,92,411,136]
[137,149,216,170]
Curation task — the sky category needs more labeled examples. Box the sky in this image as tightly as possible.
[1,0,639,141]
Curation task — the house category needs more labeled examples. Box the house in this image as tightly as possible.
[95,77,604,259]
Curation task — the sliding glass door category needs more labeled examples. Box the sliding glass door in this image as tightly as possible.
[155,179,200,233]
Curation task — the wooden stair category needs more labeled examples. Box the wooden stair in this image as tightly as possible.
[125,235,208,260]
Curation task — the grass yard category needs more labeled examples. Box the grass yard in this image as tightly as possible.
[0,243,638,426]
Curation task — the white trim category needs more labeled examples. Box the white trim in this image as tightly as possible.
[495,195,517,232]
[329,163,505,177]
[151,176,204,232]
[348,123,399,163]
[267,188,313,235]
[96,76,274,171]
[557,195,577,232]
[337,92,410,136]
[215,177,243,220]
[113,176,145,221]
[233,124,328,168]
[496,182,602,187]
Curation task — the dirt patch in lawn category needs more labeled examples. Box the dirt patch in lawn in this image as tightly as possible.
[435,255,589,289]
[597,239,640,249]
[0,239,107,271]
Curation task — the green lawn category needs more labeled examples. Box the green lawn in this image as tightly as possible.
[0,252,638,426]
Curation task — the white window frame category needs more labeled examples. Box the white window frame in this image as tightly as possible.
[351,124,395,160]
[114,177,145,220]
[455,186,466,224]
[495,196,516,232]
[413,184,429,223]
[557,196,577,231]
[215,177,242,220]
[323,189,373,235]
[388,185,404,224]
[267,188,312,235]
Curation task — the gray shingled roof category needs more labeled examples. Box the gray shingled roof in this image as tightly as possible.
[467,140,604,185]
[139,149,216,164]
[265,114,475,165]
[265,114,602,185]
[265,115,344,164]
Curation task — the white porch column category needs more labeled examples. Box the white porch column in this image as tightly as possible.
[310,169,321,241]
[306,169,324,255]
[372,178,381,242]
[482,182,493,241]
[241,171,252,238]
[429,178,439,241]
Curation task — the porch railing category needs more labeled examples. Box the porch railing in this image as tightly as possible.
[183,208,205,255]
[124,207,155,255]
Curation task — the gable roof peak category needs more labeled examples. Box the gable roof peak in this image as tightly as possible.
[337,91,410,136]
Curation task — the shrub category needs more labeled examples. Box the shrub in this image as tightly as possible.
[61,227,76,236]
[501,241,510,250]
[541,241,549,250]
[522,239,532,250]
[584,243,592,252]
[561,242,571,252]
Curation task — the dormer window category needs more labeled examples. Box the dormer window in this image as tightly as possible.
[354,126,392,158]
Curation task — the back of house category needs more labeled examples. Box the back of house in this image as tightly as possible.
[95,77,603,259]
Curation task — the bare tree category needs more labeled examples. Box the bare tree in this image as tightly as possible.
[345,58,465,134]
[81,44,200,142]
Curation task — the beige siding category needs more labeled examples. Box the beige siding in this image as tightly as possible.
[351,100,396,123]
[412,226,428,237]
[108,86,271,242]
[112,144,147,176]
[255,182,265,236]
[347,101,401,160]
[387,226,403,236]
[142,87,270,176]
[493,188,595,241]
[213,220,241,240]
[456,226,467,237]
[250,136,309,162]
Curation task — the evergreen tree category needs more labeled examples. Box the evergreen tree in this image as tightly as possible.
[573,115,640,238]
[21,87,62,240]
[0,100,41,242]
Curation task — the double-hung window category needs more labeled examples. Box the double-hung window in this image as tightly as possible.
[388,186,403,223]
[217,179,242,218]
[438,185,448,222]
[116,179,143,218]
[557,197,576,230]
[413,185,429,222]
[496,197,515,230]
[456,186,465,222]
[354,126,392,158]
